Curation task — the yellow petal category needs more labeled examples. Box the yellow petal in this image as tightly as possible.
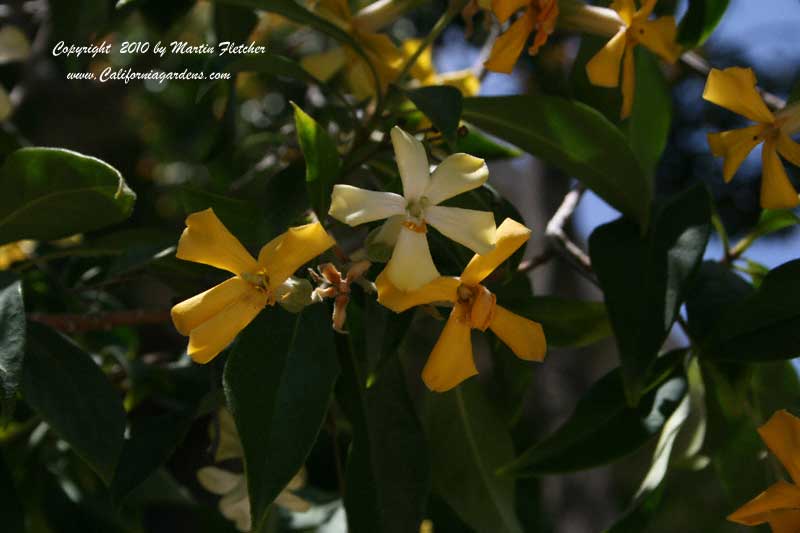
[391,126,431,200]
[484,8,535,74]
[438,69,482,96]
[460,218,531,286]
[761,137,800,210]
[171,277,252,336]
[376,270,459,312]
[316,0,351,23]
[258,221,336,291]
[424,153,489,205]
[759,410,800,486]
[586,28,628,88]
[329,184,406,226]
[707,125,765,183]
[620,43,635,120]
[777,132,800,168]
[491,0,530,23]
[197,466,241,495]
[421,305,477,392]
[635,0,657,19]
[703,67,775,124]
[611,0,635,26]
[384,226,440,291]
[404,39,436,83]
[634,17,681,63]
[176,208,258,276]
[425,206,497,255]
[300,47,346,81]
[489,305,546,361]
[728,481,800,526]
[275,491,311,513]
[187,289,267,364]
[345,55,379,101]
[768,510,800,533]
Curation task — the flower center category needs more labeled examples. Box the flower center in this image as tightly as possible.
[241,268,274,304]
[406,196,431,219]
[456,283,496,331]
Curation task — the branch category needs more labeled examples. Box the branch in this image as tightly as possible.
[28,310,171,332]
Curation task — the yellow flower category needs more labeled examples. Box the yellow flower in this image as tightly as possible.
[703,67,800,210]
[0,240,35,270]
[376,218,546,392]
[586,0,681,119]
[301,0,405,100]
[329,126,496,292]
[484,0,559,74]
[728,410,800,532]
[404,39,481,97]
[171,209,334,363]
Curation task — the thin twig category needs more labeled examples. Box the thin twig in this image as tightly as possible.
[28,310,171,332]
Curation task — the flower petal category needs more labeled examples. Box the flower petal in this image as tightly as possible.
[176,208,258,275]
[424,153,489,205]
[384,227,440,291]
[758,409,800,486]
[391,126,430,200]
[728,481,800,526]
[215,409,243,462]
[329,184,406,226]
[460,218,531,286]
[197,467,242,495]
[707,125,765,182]
[438,69,482,97]
[491,0,530,23]
[300,47,346,81]
[635,17,681,63]
[405,39,436,83]
[768,510,800,533]
[275,491,312,513]
[777,132,800,168]
[620,42,635,120]
[635,0,657,19]
[171,277,251,336]
[586,28,627,88]
[703,67,775,124]
[761,137,800,210]
[187,289,267,364]
[376,270,459,312]
[219,479,251,532]
[489,305,546,361]
[611,0,635,25]
[484,9,535,74]
[426,206,496,255]
[258,221,336,291]
[421,306,477,392]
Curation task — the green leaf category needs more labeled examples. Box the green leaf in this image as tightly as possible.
[0,148,136,245]
[454,123,522,160]
[504,296,612,348]
[214,3,257,43]
[685,261,753,343]
[406,86,463,141]
[751,208,800,240]
[223,306,339,531]
[627,49,672,174]
[291,103,341,219]
[589,184,711,404]
[462,95,651,228]
[424,380,523,533]
[677,0,730,48]
[703,259,800,361]
[500,351,687,476]
[0,272,24,406]
[0,453,23,533]
[21,323,126,484]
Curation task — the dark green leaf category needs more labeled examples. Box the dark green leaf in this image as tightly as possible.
[504,296,612,348]
[21,323,126,484]
[500,351,687,476]
[589,184,711,404]
[627,49,672,174]
[703,259,800,361]
[406,86,463,141]
[677,0,730,48]
[180,187,271,250]
[462,95,651,227]
[424,380,523,533]
[0,272,24,405]
[686,261,753,343]
[214,3,257,43]
[604,484,665,533]
[292,103,341,219]
[0,453,23,532]
[0,148,136,245]
[223,306,339,531]
[454,123,522,160]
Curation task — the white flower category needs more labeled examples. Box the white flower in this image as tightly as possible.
[329,126,496,291]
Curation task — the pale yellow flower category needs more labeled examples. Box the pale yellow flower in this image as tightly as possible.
[377,218,545,392]
[484,0,559,74]
[171,209,334,363]
[703,67,800,209]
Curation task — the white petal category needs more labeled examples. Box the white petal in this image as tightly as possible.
[384,228,440,291]
[424,153,489,205]
[197,467,241,495]
[426,206,496,255]
[328,184,405,226]
[391,126,430,200]
[372,214,405,246]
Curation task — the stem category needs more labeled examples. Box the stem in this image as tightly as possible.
[557,3,623,37]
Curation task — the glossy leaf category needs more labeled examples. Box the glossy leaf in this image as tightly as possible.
[627,49,672,174]
[462,95,651,227]
[685,261,753,343]
[223,306,339,531]
[589,184,711,404]
[500,352,687,476]
[677,0,730,48]
[504,296,612,348]
[21,323,126,484]
[424,380,523,533]
[406,86,463,140]
[0,148,136,245]
[292,103,341,219]
[455,123,522,159]
[0,272,24,405]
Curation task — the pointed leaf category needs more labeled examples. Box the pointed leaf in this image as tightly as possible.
[292,103,341,219]
[677,0,729,47]
[406,86,463,141]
